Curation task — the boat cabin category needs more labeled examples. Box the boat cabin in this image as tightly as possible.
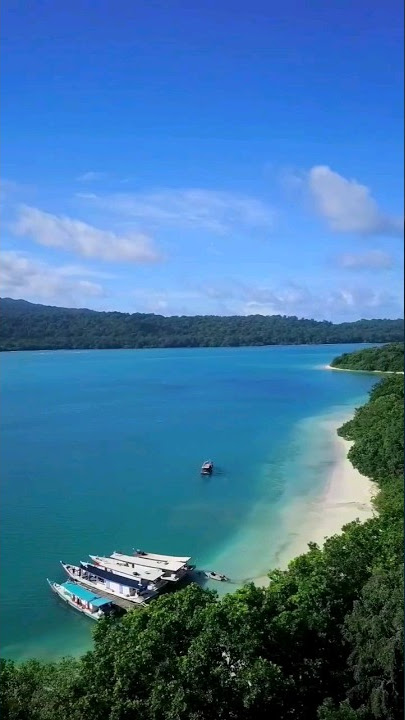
[201,460,214,475]
[109,551,192,582]
[60,581,114,616]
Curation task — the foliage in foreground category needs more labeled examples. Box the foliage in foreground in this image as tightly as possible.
[330,343,404,373]
[0,297,404,351]
[1,378,403,719]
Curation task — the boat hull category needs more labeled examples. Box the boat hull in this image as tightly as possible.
[204,572,229,582]
[61,563,151,606]
[48,580,102,620]
[201,462,213,475]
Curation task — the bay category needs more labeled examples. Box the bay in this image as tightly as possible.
[0,344,377,661]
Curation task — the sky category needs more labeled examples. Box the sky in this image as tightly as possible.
[1,0,403,320]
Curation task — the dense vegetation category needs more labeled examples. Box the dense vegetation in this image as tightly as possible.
[0,298,404,351]
[1,349,403,720]
[331,343,404,373]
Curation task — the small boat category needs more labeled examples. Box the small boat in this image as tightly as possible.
[47,579,115,620]
[201,460,214,475]
[204,571,229,582]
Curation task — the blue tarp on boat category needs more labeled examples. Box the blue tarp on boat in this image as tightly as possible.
[90,596,113,608]
[61,581,111,606]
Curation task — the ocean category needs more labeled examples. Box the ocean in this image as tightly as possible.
[0,344,377,661]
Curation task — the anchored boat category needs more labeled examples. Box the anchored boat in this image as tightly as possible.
[60,562,155,605]
[107,551,192,583]
[47,579,116,620]
[201,460,214,475]
[204,571,229,582]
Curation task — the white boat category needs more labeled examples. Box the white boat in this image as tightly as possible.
[86,556,167,590]
[109,552,192,581]
[60,562,155,606]
[204,571,229,582]
[133,550,191,563]
[201,460,214,475]
[47,579,115,620]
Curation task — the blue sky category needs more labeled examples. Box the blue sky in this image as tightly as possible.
[1,0,403,320]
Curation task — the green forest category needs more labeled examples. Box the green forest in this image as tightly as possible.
[1,346,403,719]
[331,343,404,372]
[0,298,404,351]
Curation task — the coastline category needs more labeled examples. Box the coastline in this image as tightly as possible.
[253,411,377,587]
[325,364,403,375]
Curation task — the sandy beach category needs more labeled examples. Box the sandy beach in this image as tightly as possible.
[253,414,377,588]
[325,364,403,375]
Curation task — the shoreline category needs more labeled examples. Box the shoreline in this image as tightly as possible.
[325,364,403,375]
[252,411,377,587]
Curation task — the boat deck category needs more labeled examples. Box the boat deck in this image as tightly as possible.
[111,552,191,573]
[72,577,140,611]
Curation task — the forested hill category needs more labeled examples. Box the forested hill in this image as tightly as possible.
[331,342,404,372]
[1,355,403,718]
[0,297,404,351]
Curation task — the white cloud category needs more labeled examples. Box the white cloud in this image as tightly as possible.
[12,206,161,263]
[307,165,403,236]
[241,284,402,320]
[337,250,394,270]
[76,171,107,182]
[129,289,203,315]
[56,264,117,279]
[0,251,106,306]
[80,188,275,234]
[124,280,402,320]
[197,280,403,321]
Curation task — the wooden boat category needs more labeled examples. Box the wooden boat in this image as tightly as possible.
[204,571,229,582]
[86,556,167,589]
[111,551,193,581]
[201,460,214,475]
[47,579,115,620]
[133,550,192,564]
[60,562,154,605]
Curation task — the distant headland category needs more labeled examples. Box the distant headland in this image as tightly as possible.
[0,297,403,352]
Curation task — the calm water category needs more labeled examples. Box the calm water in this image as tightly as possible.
[0,345,377,661]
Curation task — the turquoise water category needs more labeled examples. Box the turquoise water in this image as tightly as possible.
[0,345,377,661]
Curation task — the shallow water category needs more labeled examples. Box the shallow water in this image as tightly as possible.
[0,345,377,660]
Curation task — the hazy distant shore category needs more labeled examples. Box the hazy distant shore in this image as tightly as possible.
[253,412,377,588]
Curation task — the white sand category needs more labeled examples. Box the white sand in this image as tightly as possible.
[325,364,403,375]
[253,415,377,588]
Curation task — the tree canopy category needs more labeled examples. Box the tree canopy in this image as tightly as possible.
[1,352,403,720]
[330,343,404,372]
[0,298,403,351]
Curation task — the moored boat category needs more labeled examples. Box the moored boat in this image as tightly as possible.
[204,570,229,582]
[201,460,214,475]
[60,562,155,605]
[108,551,192,582]
[47,579,115,620]
[83,558,165,591]
[133,550,192,564]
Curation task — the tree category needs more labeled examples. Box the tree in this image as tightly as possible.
[344,566,404,720]
[330,344,404,373]
[0,298,403,351]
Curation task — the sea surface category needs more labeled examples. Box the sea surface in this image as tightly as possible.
[0,345,378,661]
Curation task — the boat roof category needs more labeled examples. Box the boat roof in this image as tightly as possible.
[133,550,191,563]
[89,556,164,582]
[61,581,111,607]
[111,551,191,573]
